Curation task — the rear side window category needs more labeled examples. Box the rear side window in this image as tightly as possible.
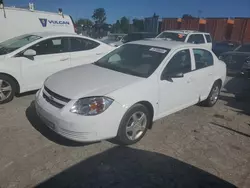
[70,37,100,52]
[205,34,212,43]
[193,49,214,69]
[30,37,69,55]
[187,34,205,44]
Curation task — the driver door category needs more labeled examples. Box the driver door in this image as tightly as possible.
[158,49,199,117]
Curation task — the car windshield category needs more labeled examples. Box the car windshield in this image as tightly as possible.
[156,32,187,42]
[94,44,169,78]
[234,44,250,52]
[0,34,41,55]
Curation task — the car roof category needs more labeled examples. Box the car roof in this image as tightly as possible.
[161,30,210,35]
[30,32,78,38]
[129,39,199,49]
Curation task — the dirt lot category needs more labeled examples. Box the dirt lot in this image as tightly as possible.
[0,77,250,188]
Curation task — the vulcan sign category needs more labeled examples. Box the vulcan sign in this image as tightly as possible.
[39,18,70,27]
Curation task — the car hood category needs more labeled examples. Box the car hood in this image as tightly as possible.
[0,55,6,61]
[45,64,142,100]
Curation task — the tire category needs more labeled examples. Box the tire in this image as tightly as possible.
[0,75,16,104]
[202,81,221,107]
[116,104,151,145]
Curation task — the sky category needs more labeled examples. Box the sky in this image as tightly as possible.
[4,0,250,23]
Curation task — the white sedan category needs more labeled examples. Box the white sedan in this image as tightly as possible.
[35,40,226,145]
[0,32,114,104]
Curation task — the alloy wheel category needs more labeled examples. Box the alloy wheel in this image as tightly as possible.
[0,79,12,102]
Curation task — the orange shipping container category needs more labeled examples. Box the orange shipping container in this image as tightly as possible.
[161,18,178,31]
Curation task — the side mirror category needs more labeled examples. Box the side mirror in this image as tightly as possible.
[23,49,36,57]
[161,72,184,80]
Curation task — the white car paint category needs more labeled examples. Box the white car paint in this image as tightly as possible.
[0,7,75,42]
[0,32,114,94]
[156,30,213,49]
[35,40,226,143]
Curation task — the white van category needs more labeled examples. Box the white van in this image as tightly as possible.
[0,6,76,42]
[156,30,213,49]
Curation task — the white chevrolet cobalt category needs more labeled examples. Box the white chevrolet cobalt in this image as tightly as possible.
[0,32,113,104]
[35,40,226,145]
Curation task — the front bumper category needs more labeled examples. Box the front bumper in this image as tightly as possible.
[35,88,126,142]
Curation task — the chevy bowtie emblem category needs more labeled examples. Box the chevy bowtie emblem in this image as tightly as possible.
[49,95,54,101]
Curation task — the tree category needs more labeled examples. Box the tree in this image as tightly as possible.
[92,8,106,24]
[120,17,129,33]
[75,18,93,27]
[132,18,144,32]
[111,20,121,33]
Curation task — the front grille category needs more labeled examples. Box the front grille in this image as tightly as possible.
[43,86,71,109]
[44,86,71,103]
[43,93,65,109]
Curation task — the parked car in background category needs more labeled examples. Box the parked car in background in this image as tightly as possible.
[219,44,250,77]
[0,32,114,104]
[0,6,76,42]
[212,41,239,56]
[156,30,212,49]
[122,32,157,43]
[100,33,127,47]
[35,40,226,145]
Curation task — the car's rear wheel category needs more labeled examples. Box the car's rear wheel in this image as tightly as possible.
[0,75,16,104]
[202,81,221,107]
[116,104,150,145]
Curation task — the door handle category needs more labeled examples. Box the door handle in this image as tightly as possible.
[96,53,102,55]
[60,58,69,61]
[208,73,213,76]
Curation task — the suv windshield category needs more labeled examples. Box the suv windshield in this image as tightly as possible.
[94,44,169,78]
[156,32,187,42]
[0,34,41,55]
[234,44,250,52]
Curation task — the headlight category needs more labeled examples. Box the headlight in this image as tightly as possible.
[70,97,113,116]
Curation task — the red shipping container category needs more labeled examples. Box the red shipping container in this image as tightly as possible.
[231,19,247,43]
[180,19,199,30]
[161,18,178,31]
[206,18,227,41]
[243,19,250,43]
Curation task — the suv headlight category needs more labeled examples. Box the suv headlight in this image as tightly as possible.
[70,97,113,116]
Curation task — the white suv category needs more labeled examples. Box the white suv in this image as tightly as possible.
[156,30,212,49]
[0,32,114,104]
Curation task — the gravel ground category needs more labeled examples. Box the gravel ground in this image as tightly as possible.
[0,77,250,188]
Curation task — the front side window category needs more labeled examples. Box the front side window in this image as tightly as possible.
[193,49,214,69]
[94,44,170,78]
[187,34,205,44]
[0,34,41,55]
[70,37,100,52]
[29,37,69,55]
[156,32,187,42]
[162,49,191,75]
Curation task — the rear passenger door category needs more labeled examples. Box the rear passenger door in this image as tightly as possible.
[190,48,215,100]
[69,37,104,67]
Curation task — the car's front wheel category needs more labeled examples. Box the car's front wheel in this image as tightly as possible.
[116,104,151,145]
[0,75,16,104]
